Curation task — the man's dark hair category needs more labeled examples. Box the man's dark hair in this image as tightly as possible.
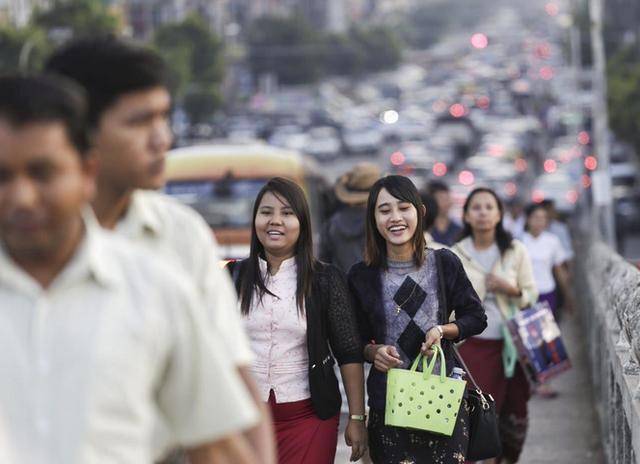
[0,74,89,155]
[420,191,439,231]
[45,36,168,128]
[427,180,450,195]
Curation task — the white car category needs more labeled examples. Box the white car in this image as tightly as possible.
[305,127,341,160]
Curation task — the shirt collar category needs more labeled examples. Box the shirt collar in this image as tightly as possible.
[82,209,122,288]
[118,190,163,237]
[0,210,120,294]
[258,256,297,275]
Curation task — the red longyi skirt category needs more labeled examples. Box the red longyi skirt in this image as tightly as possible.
[268,390,339,464]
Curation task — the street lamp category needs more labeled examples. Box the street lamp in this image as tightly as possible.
[589,0,617,249]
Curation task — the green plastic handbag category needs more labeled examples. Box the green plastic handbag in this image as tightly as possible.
[385,344,466,436]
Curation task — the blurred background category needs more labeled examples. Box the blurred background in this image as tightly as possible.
[1,0,639,261]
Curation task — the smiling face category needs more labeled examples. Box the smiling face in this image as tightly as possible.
[374,187,420,250]
[463,191,502,234]
[254,191,301,259]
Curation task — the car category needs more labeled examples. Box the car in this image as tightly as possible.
[304,126,341,160]
[343,125,383,155]
[268,125,309,152]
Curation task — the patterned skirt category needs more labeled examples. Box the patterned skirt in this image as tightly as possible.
[368,399,470,464]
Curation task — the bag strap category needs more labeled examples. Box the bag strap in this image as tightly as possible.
[434,250,484,393]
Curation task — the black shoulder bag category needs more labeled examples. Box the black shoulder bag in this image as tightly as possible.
[435,251,502,461]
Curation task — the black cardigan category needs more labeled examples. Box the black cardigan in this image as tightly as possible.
[227,259,364,420]
[347,248,487,411]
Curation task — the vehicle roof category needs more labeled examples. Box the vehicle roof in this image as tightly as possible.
[166,142,318,181]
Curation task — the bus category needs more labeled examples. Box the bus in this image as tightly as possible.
[164,141,328,260]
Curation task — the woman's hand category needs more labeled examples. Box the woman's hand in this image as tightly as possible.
[344,419,368,462]
[486,273,520,297]
[421,326,442,356]
[373,345,403,372]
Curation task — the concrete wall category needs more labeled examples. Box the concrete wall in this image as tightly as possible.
[575,237,640,463]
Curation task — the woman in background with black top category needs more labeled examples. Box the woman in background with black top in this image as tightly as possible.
[348,175,487,464]
[227,177,367,464]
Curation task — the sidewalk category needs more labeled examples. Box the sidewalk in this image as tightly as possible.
[334,312,603,463]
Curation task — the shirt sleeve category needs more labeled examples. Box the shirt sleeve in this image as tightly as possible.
[551,235,566,267]
[513,242,539,308]
[347,266,375,347]
[441,250,487,342]
[158,275,259,448]
[325,265,364,365]
[194,223,254,366]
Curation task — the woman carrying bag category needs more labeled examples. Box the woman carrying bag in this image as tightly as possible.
[227,177,367,464]
[451,187,538,464]
[348,175,487,464]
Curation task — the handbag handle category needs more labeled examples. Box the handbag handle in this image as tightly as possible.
[434,250,485,392]
[409,344,447,383]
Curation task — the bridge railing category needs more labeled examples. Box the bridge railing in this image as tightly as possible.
[575,235,640,463]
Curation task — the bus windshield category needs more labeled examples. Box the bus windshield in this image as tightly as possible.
[165,178,266,228]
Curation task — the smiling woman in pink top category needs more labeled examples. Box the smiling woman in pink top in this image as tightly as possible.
[227,177,367,464]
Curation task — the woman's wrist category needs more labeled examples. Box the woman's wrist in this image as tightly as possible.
[429,325,444,339]
[364,344,379,363]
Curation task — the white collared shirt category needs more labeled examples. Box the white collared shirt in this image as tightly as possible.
[521,231,566,294]
[0,219,259,464]
[115,190,253,365]
[244,257,310,403]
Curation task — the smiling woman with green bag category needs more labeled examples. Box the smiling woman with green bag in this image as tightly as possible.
[348,176,487,464]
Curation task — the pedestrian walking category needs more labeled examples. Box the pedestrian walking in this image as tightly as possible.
[427,181,463,246]
[0,75,259,464]
[227,177,368,464]
[348,175,487,464]
[521,203,573,319]
[540,199,574,262]
[503,196,526,238]
[451,187,538,464]
[420,190,447,249]
[319,162,380,273]
[45,37,275,462]
[521,202,574,398]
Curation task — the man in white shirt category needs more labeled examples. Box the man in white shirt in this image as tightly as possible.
[45,38,274,462]
[0,75,259,463]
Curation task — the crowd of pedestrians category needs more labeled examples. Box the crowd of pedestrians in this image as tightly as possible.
[0,36,576,464]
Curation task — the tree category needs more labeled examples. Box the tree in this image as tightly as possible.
[401,3,448,49]
[607,47,640,157]
[350,25,402,73]
[0,25,50,73]
[322,33,365,76]
[248,15,324,85]
[32,0,119,40]
[154,15,225,123]
[183,86,222,125]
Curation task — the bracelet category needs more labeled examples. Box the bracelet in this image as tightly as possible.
[349,414,367,421]
[434,325,444,339]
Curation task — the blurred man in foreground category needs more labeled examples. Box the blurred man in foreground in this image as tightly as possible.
[46,37,275,463]
[0,75,259,463]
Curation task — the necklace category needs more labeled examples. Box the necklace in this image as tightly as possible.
[393,271,426,315]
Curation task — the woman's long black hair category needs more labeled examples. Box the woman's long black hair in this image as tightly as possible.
[458,187,514,255]
[239,177,317,315]
[364,175,426,269]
